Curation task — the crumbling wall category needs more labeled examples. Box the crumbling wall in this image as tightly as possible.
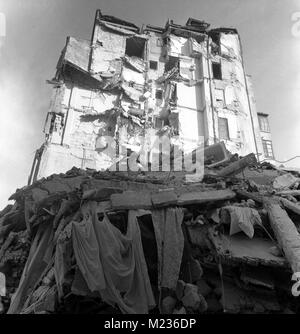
[4,157,300,314]
[32,12,266,182]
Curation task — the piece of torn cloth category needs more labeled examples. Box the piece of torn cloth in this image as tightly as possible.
[72,202,155,314]
[220,206,262,238]
[151,207,184,290]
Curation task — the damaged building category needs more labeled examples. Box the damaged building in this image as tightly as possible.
[29,10,274,183]
[3,10,300,316]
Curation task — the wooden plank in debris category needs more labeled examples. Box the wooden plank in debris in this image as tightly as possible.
[82,187,123,201]
[151,191,178,208]
[276,190,300,197]
[280,198,300,216]
[177,189,236,206]
[217,153,257,178]
[264,201,300,273]
[235,190,264,204]
[110,191,152,210]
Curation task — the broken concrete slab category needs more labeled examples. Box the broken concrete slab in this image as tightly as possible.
[209,232,287,268]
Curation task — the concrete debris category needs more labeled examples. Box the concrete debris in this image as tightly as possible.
[1,9,300,315]
[2,154,300,314]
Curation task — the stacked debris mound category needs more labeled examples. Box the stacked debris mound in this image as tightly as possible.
[1,155,300,314]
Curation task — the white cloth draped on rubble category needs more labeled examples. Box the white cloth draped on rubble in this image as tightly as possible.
[221,206,262,239]
[72,202,155,314]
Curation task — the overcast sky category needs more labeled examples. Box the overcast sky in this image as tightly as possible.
[0,0,299,208]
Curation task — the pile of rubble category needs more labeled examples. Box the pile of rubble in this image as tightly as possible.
[1,150,300,314]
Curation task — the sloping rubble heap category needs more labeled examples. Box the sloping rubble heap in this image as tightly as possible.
[1,154,300,314]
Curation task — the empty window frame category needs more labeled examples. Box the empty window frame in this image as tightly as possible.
[210,32,221,53]
[125,37,146,58]
[155,89,163,100]
[218,117,230,140]
[212,62,222,80]
[258,114,270,133]
[149,60,158,70]
[262,139,274,159]
[165,56,179,72]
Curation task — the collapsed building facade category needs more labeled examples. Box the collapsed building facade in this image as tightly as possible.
[29,10,274,183]
[3,11,300,315]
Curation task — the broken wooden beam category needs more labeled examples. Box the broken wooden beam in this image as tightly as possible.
[264,201,300,273]
[110,191,152,210]
[82,187,123,201]
[151,191,178,208]
[235,190,264,204]
[280,198,300,216]
[276,190,300,197]
[217,153,257,178]
[177,189,235,206]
